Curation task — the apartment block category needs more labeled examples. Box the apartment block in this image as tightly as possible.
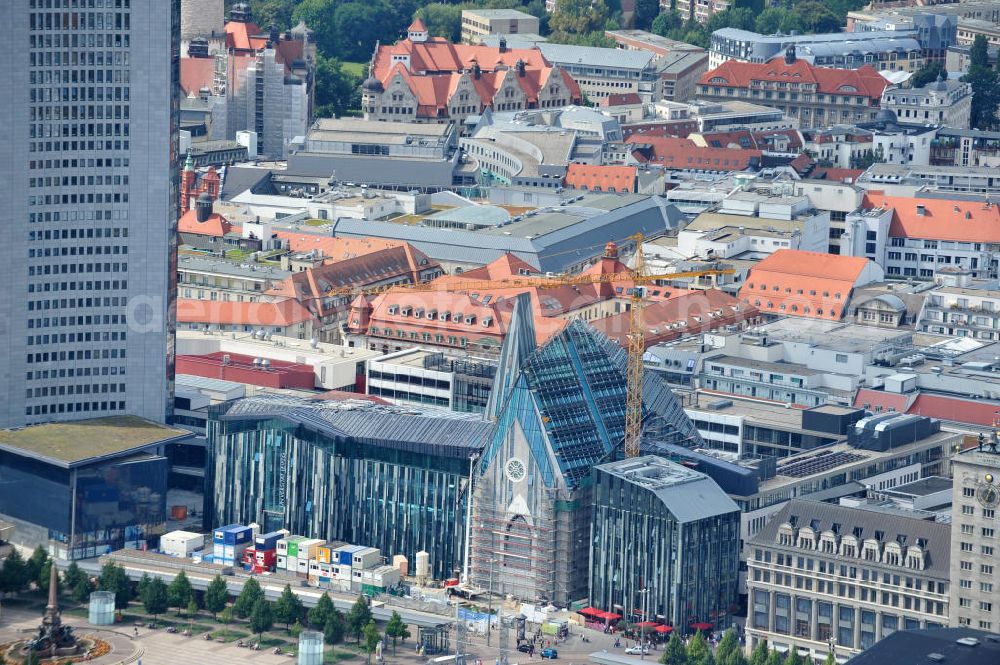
[461,9,539,44]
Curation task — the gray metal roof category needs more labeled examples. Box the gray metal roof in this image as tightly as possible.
[220,395,492,458]
[596,455,739,523]
[538,43,653,71]
[220,166,273,200]
[177,254,291,280]
[753,498,951,577]
[331,195,684,272]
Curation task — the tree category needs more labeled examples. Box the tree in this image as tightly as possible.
[550,0,610,40]
[204,575,229,619]
[659,632,688,665]
[315,54,360,118]
[274,584,305,632]
[291,0,338,56]
[782,650,803,665]
[686,631,715,665]
[347,595,373,643]
[793,1,841,34]
[749,641,769,665]
[324,609,347,645]
[71,575,93,605]
[291,620,305,638]
[418,3,464,43]
[220,606,234,641]
[141,576,169,621]
[187,599,200,619]
[62,561,85,591]
[309,591,335,629]
[97,561,131,611]
[0,550,29,596]
[909,61,945,89]
[633,0,660,30]
[249,599,274,642]
[38,559,60,596]
[821,653,835,665]
[233,577,264,619]
[651,10,683,37]
[26,546,48,586]
[333,2,389,62]
[755,8,787,34]
[385,611,410,654]
[716,629,741,665]
[964,35,1000,129]
[250,0,298,31]
[167,570,193,616]
[764,650,783,665]
[362,620,381,665]
[24,651,40,665]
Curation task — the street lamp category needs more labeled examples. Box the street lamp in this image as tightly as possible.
[638,588,649,660]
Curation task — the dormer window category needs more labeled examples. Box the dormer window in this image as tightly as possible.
[482,316,493,327]
[387,306,399,315]
[427,309,437,320]
[401,307,412,316]
[415,308,425,318]
[465,315,476,325]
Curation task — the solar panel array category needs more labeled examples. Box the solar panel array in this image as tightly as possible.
[777,450,867,478]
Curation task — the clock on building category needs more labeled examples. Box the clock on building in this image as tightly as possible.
[977,474,999,508]
[505,457,527,483]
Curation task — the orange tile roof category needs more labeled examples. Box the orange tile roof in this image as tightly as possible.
[811,167,864,183]
[225,21,267,52]
[589,289,758,347]
[460,253,540,280]
[177,298,316,328]
[700,59,888,100]
[178,209,235,237]
[863,194,1000,244]
[408,18,427,32]
[625,135,760,171]
[564,164,637,193]
[738,250,873,321]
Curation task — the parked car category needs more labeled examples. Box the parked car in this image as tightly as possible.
[625,647,649,655]
[517,644,532,654]
[541,648,558,659]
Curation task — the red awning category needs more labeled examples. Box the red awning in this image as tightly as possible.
[690,622,714,632]
[579,607,602,617]
[655,625,673,634]
[602,612,622,621]
[635,622,658,629]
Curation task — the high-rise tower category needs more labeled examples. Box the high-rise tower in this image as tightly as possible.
[0,1,180,426]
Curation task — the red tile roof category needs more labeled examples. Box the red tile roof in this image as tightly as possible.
[811,167,864,183]
[225,21,267,52]
[564,164,638,193]
[600,92,643,107]
[460,253,540,280]
[700,59,888,101]
[589,289,758,347]
[177,298,317,327]
[180,57,216,96]
[371,37,581,118]
[739,250,877,321]
[852,388,914,414]
[276,232,402,259]
[178,209,235,238]
[408,18,427,32]
[626,135,760,171]
[863,194,1000,244]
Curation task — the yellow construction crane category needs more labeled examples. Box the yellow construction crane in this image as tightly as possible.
[326,234,733,456]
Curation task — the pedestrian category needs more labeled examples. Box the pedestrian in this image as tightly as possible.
[134,627,138,637]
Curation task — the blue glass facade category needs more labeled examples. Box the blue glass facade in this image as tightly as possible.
[208,398,491,580]
[0,450,168,560]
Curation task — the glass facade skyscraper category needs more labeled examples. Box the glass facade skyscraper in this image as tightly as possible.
[0,0,179,427]
[590,456,741,629]
[207,396,492,580]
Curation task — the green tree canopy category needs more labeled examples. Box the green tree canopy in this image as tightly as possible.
[204,574,229,619]
[687,631,715,665]
[324,608,347,645]
[362,620,381,664]
[634,0,660,30]
[26,546,48,584]
[347,595,373,642]
[909,61,945,88]
[141,576,169,620]
[0,550,29,596]
[385,611,410,653]
[716,629,741,665]
[651,10,683,37]
[550,0,610,40]
[274,584,305,631]
[749,640,769,665]
[97,561,132,610]
[309,591,336,629]
[964,35,1000,129]
[71,575,93,604]
[233,577,265,619]
[315,55,360,119]
[418,3,464,43]
[249,598,274,641]
[167,570,193,615]
[659,632,689,665]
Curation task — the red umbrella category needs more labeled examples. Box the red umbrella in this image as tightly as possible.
[655,625,673,634]
[690,622,714,632]
[635,621,658,629]
[603,612,622,621]
[579,607,601,617]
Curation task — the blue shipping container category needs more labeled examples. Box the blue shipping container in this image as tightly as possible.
[214,524,252,545]
[338,545,364,566]
[213,524,242,543]
[255,531,283,551]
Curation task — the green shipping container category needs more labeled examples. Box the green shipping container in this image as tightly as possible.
[361,584,383,597]
[287,542,298,557]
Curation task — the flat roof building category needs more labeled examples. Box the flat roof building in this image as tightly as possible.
[461,9,539,44]
[0,417,191,559]
[590,456,741,630]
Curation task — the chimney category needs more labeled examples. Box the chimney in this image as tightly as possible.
[472,59,481,80]
[916,204,926,216]
[516,58,526,77]
[784,44,796,65]
[499,35,507,54]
